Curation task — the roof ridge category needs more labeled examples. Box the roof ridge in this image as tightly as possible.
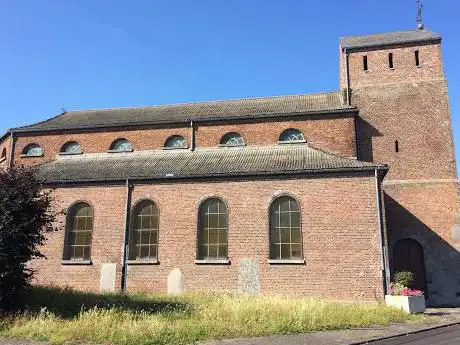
[64,90,343,114]
[339,28,437,40]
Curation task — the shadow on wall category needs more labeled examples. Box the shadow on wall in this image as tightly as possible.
[17,286,191,319]
[384,193,460,307]
[356,117,382,163]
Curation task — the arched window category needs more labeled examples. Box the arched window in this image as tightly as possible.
[197,198,228,260]
[164,135,187,149]
[220,132,245,146]
[1,148,6,160]
[109,138,132,152]
[63,202,94,261]
[61,141,81,154]
[279,129,305,142]
[129,200,159,261]
[22,143,43,157]
[269,196,303,260]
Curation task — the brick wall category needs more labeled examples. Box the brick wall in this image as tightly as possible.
[340,39,459,306]
[13,115,357,166]
[340,43,444,89]
[31,173,385,301]
[384,181,460,306]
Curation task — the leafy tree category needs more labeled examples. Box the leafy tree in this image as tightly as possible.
[0,166,59,309]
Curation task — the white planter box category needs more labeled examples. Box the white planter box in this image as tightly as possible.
[385,295,426,313]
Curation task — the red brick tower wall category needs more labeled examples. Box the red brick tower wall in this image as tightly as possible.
[340,38,460,306]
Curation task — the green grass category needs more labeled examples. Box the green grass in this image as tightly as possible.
[0,287,423,345]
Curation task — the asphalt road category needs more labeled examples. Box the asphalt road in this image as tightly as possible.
[368,324,460,345]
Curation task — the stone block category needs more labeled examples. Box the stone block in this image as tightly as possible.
[100,263,117,292]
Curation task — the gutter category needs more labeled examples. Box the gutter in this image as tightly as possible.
[120,179,134,292]
[374,169,389,296]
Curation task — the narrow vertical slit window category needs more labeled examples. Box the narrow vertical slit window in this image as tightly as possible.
[363,55,368,71]
[395,140,399,153]
[389,53,394,69]
[415,50,420,67]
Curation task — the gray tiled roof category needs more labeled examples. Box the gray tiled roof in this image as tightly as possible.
[36,145,386,183]
[340,29,441,51]
[16,92,353,132]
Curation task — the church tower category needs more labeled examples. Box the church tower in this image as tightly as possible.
[339,11,459,305]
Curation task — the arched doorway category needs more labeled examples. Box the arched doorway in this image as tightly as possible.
[393,238,427,292]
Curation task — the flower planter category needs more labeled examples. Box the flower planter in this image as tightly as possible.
[384,295,426,313]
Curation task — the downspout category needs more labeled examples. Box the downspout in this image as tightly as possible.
[8,131,15,168]
[344,47,351,106]
[354,113,360,159]
[121,179,134,292]
[190,120,195,151]
[374,169,389,296]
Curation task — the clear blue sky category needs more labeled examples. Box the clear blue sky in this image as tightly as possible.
[1,1,459,169]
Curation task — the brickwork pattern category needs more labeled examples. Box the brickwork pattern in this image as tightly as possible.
[31,175,385,301]
[13,116,357,167]
[340,39,459,306]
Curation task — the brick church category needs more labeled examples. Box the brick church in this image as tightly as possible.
[1,26,458,306]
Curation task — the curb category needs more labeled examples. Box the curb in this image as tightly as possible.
[349,321,460,344]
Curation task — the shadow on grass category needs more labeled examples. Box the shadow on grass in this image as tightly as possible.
[16,286,191,319]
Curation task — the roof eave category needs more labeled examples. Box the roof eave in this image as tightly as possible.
[341,37,442,52]
[39,165,388,185]
[11,107,358,135]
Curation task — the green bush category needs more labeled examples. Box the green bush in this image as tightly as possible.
[0,167,59,310]
[394,271,414,287]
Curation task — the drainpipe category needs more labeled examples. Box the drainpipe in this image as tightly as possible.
[121,179,134,292]
[374,169,389,296]
[190,120,195,151]
[344,48,351,106]
[8,131,15,168]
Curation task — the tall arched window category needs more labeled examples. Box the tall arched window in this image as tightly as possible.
[61,141,81,154]
[109,138,132,152]
[220,132,245,146]
[1,148,6,160]
[129,200,159,261]
[164,135,187,149]
[22,143,44,157]
[63,202,94,261]
[279,129,305,142]
[197,198,228,260]
[269,196,303,260]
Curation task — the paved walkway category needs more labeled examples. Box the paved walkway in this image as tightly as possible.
[200,308,460,345]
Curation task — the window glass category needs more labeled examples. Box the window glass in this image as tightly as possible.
[129,200,159,261]
[269,196,303,260]
[197,198,228,260]
[61,141,81,154]
[279,129,305,142]
[23,144,43,157]
[63,202,94,261]
[110,139,132,152]
[220,132,245,146]
[164,135,187,148]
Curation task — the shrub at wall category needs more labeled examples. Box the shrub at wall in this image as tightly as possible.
[0,166,59,310]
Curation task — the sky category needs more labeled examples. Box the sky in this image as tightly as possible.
[1,0,459,170]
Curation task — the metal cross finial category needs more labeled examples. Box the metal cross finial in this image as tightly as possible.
[416,0,424,29]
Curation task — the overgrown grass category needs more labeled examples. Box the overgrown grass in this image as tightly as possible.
[0,287,423,345]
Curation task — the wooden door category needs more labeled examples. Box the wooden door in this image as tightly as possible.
[393,238,426,292]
